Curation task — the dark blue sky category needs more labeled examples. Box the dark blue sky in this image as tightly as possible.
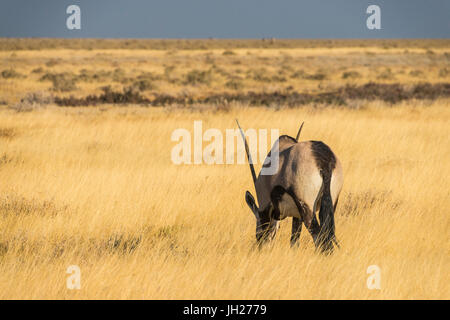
[1,0,449,38]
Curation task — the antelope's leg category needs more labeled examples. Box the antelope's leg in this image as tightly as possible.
[273,186,321,246]
[291,197,321,245]
[302,208,321,246]
[269,186,284,240]
[290,217,302,247]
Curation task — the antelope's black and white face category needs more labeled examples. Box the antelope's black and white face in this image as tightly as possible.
[245,191,279,244]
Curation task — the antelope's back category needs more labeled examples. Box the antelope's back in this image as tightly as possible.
[255,137,343,213]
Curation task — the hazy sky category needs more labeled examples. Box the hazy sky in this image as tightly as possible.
[1,0,449,38]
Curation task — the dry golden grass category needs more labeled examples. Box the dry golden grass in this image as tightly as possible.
[0,100,449,299]
[0,39,449,299]
[1,41,449,105]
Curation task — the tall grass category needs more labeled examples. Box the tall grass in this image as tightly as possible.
[0,101,448,299]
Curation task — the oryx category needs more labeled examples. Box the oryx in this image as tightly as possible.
[237,120,343,253]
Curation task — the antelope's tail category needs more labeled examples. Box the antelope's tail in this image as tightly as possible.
[317,164,336,253]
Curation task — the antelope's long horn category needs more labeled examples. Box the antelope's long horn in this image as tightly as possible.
[295,122,304,141]
[236,119,257,187]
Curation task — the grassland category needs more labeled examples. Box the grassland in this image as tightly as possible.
[1,39,449,107]
[0,39,449,299]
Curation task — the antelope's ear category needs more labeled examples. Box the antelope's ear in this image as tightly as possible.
[245,191,258,217]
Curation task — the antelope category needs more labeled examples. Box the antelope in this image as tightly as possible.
[237,120,343,253]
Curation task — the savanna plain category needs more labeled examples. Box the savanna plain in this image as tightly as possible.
[0,39,449,299]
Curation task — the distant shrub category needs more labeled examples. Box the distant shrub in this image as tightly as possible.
[40,72,77,92]
[9,91,53,112]
[342,71,361,79]
[45,59,60,67]
[290,70,306,79]
[438,68,448,78]
[164,65,176,78]
[409,70,424,78]
[49,73,77,92]
[250,68,271,82]
[279,65,294,73]
[137,71,162,82]
[53,83,450,107]
[76,69,113,82]
[112,68,128,83]
[377,68,395,80]
[271,75,287,82]
[1,69,25,79]
[204,54,215,64]
[165,49,178,56]
[54,85,150,106]
[211,65,229,77]
[184,69,212,85]
[31,67,44,74]
[225,79,243,90]
[303,72,327,81]
[222,50,236,56]
[131,79,155,91]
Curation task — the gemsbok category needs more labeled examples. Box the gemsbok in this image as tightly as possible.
[237,120,343,253]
